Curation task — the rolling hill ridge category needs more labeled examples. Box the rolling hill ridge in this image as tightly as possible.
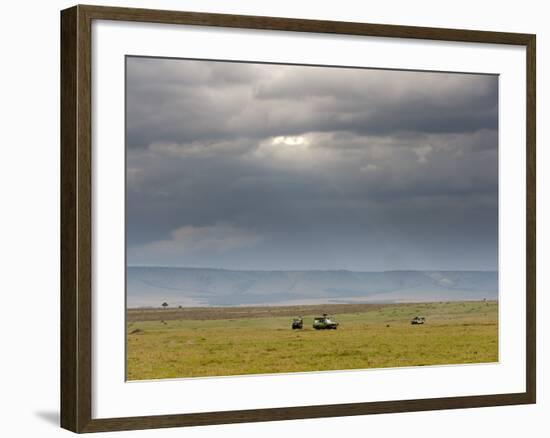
[127,267,498,307]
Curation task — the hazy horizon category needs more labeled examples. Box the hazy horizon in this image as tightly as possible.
[126,264,497,273]
[126,266,498,308]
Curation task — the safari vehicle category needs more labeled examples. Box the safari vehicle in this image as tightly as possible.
[411,316,426,325]
[313,314,339,330]
[291,317,303,329]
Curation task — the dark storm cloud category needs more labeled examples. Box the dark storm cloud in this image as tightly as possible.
[126,58,497,148]
[125,57,498,271]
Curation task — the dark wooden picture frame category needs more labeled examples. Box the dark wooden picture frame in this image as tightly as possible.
[61,4,536,433]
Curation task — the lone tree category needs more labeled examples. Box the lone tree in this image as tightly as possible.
[161,302,168,309]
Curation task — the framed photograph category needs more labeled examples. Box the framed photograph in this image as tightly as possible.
[60,4,536,433]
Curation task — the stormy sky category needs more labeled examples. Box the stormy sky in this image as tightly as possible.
[125,56,498,271]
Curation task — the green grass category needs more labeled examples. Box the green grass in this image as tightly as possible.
[126,301,498,380]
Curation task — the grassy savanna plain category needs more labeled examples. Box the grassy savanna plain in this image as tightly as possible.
[126,301,498,380]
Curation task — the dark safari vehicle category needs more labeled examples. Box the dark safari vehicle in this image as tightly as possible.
[291,317,304,329]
